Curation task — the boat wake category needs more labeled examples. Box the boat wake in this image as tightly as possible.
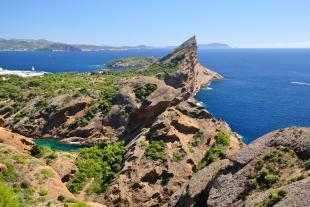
[291,81,310,86]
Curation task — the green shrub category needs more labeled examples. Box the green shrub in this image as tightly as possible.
[134,84,157,102]
[263,174,279,185]
[68,108,97,130]
[191,140,199,147]
[302,159,310,170]
[259,190,287,207]
[71,201,89,207]
[195,145,225,172]
[0,181,19,207]
[67,173,87,194]
[145,140,167,160]
[140,140,148,147]
[216,131,230,146]
[48,152,58,159]
[39,189,48,196]
[20,181,31,189]
[46,201,53,207]
[172,149,185,162]
[12,154,27,165]
[57,194,66,202]
[194,131,204,139]
[0,164,19,182]
[194,131,230,172]
[31,145,53,158]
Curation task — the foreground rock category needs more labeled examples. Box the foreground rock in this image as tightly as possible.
[168,127,310,207]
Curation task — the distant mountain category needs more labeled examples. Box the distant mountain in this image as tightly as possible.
[0,38,157,51]
[198,43,231,49]
[0,38,81,51]
[35,43,81,52]
[0,38,232,51]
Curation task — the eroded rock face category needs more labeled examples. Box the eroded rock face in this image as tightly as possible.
[90,37,240,207]
[0,127,34,153]
[163,36,223,96]
[168,127,310,207]
[99,103,242,207]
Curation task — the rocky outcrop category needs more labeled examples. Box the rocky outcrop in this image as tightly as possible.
[0,127,34,153]
[122,36,222,136]
[167,159,232,207]
[96,37,242,206]
[163,36,223,96]
[100,104,242,207]
[168,127,310,207]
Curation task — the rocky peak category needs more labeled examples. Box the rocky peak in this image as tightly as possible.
[123,37,222,134]
[162,36,223,96]
[160,36,198,65]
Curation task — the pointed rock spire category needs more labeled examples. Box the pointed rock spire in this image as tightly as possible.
[160,36,197,65]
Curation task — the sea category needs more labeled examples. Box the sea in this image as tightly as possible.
[1,49,310,144]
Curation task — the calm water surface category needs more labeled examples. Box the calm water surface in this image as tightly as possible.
[196,49,310,143]
[35,139,84,151]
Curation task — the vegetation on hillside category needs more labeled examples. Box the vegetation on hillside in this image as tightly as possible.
[134,83,157,102]
[0,61,181,127]
[256,190,287,207]
[67,141,126,194]
[0,147,42,205]
[0,180,19,207]
[195,131,230,171]
[145,140,167,160]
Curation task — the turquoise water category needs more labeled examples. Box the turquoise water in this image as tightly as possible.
[35,139,84,151]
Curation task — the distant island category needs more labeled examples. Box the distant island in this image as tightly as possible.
[198,43,231,49]
[105,56,158,68]
[0,38,231,51]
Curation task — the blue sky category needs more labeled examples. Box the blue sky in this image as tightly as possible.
[1,0,310,47]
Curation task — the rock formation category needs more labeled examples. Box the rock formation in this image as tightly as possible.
[167,127,310,207]
[96,37,241,207]
[1,36,309,207]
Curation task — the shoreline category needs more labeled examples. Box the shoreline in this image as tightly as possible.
[0,68,48,77]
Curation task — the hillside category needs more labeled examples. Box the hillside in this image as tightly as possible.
[0,38,231,51]
[0,38,156,51]
[0,36,309,207]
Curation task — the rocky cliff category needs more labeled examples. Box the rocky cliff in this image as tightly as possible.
[167,127,310,207]
[95,37,241,207]
[1,36,309,207]
[0,36,222,146]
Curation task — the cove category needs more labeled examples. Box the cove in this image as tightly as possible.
[35,138,84,151]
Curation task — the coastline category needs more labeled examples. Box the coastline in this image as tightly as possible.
[0,68,48,77]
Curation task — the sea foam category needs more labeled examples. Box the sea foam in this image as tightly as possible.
[291,81,310,86]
